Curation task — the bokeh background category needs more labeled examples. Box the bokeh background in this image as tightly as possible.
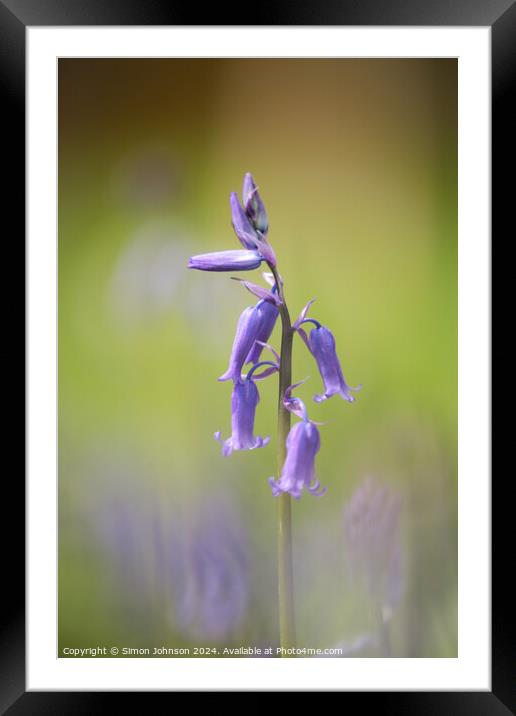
[58,59,457,657]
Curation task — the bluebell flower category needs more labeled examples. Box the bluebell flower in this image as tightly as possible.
[309,325,360,403]
[242,172,268,234]
[343,477,403,612]
[246,299,279,364]
[230,174,276,266]
[219,296,280,382]
[218,305,265,382]
[229,279,279,364]
[215,361,278,456]
[188,249,263,272]
[295,300,361,403]
[269,391,326,500]
[230,192,262,250]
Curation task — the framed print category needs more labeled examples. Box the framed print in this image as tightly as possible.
[3,0,510,709]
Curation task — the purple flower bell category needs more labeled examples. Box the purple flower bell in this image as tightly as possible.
[219,296,280,382]
[229,279,279,364]
[246,298,279,365]
[269,392,326,500]
[295,301,361,403]
[215,361,278,456]
[218,305,264,382]
[188,249,263,272]
[309,325,360,403]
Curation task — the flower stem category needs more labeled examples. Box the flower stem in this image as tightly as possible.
[270,264,296,654]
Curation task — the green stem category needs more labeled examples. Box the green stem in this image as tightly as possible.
[270,264,296,654]
[378,607,392,657]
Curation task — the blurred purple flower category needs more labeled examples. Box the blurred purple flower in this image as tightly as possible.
[97,498,143,591]
[343,477,404,612]
[91,481,168,627]
[92,477,251,643]
[269,393,326,500]
[175,499,250,641]
[188,249,263,272]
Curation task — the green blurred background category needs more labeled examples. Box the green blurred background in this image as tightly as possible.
[58,59,457,657]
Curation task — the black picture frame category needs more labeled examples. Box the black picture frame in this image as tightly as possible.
[4,0,508,710]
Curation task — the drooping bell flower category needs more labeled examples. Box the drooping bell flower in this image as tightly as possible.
[229,278,280,364]
[218,305,264,382]
[294,300,361,403]
[309,325,360,403]
[268,392,326,499]
[188,249,263,272]
[246,299,279,364]
[215,361,278,456]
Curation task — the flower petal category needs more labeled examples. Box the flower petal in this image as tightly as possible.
[293,298,317,328]
[245,301,279,365]
[231,278,281,306]
[254,234,277,267]
[255,340,281,365]
[230,192,259,250]
[216,379,270,454]
[295,326,312,353]
[218,306,265,382]
[188,249,263,272]
[242,173,269,234]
